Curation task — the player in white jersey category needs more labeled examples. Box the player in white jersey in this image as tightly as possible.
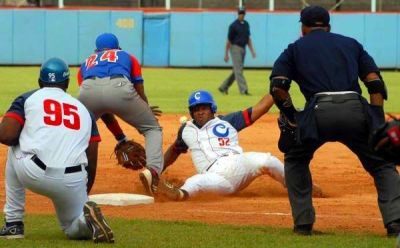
[159,90,322,201]
[0,58,113,243]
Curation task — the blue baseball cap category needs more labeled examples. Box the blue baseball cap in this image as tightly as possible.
[300,6,330,27]
[39,57,70,84]
[95,33,120,51]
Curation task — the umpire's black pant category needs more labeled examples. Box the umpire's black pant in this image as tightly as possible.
[285,94,400,228]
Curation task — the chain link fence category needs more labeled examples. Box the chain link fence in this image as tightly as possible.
[2,0,399,11]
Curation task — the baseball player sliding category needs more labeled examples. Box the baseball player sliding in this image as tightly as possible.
[159,90,322,200]
[0,58,113,242]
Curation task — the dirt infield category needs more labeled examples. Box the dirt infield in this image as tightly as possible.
[0,114,389,235]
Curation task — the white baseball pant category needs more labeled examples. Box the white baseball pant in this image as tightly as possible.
[181,152,285,197]
[3,146,91,239]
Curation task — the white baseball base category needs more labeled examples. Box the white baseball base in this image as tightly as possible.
[89,193,154,206]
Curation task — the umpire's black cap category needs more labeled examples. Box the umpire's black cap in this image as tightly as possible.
[238,6,246,15]
[300,5,330,27]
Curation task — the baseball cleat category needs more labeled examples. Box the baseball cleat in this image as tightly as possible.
[387,220,400,237]
[0,223,24,239]
[158,180,188,201]
[83,201,114,243]
[293,224,313,236]
[139,168,159,196]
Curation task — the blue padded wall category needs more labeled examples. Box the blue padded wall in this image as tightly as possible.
[170,12,202,67]
[364,14,397,68]
[13,10,45,64]
[143,14,170,66]
[78,11,111,62]
[111,11,143,62]
[45,10,79,64]
[266,13,300,67]
[201,12,235,66]
[1,10,400,68]
[0,11,13,63]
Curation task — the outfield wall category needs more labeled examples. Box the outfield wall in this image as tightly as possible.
[1,9,399,68]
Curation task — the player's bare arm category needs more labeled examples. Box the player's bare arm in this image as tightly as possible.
[224,40,231,62]
[86,142,99,194]
[248,37,256,58]
[250,94,274,122]
[134,84,148,103]
[0,117,22,146]
[162,143,182,172]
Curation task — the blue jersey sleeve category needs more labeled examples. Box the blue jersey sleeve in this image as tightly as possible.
[5,90,37,125]
[221,107,253,132]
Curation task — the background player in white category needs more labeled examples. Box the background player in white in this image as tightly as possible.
[159,90,322,200]
[0,58,113,243]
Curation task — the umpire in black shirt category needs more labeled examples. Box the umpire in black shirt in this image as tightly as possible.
[270,5,400,236]
[219,7,256,96]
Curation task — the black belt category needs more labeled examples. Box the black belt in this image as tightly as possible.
[316,93,360,103]
[31,155,82,174]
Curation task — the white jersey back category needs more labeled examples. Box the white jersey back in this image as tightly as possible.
[16,88,93,167]
[182,117,243,173]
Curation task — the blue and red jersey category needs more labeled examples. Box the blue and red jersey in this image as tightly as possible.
[77,49,143,85]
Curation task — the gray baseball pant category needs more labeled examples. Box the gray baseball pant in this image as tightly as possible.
[220,45,248,94]
[78,76,163,174]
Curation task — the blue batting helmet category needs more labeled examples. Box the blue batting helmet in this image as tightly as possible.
[39,57,70,84]
[95,33,120,51]
[188,90,217,113]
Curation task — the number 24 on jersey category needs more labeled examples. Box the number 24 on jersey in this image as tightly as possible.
[85,50,119,68]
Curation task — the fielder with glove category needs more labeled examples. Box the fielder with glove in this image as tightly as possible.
[77,33,164,195]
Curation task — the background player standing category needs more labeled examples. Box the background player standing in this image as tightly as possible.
[269,5,400,236]
[0,58,113,242]
[77,33,163,195]
[158,90,322,200]
[218,7,256,96]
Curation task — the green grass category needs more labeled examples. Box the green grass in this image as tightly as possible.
[0,67,399,115]
[0,214,396,248]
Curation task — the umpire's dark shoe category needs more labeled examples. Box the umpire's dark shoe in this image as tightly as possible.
[218,87,228,95]
[0,223,24,239]
[386,220,400,237]
[293,224,313,236]
[84,201,114,243]
[241,90,251,96]
[140,168,159,196]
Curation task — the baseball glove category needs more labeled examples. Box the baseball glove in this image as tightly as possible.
[277,112,297,153]
[370,118,400,164]
[114,140,146,170]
